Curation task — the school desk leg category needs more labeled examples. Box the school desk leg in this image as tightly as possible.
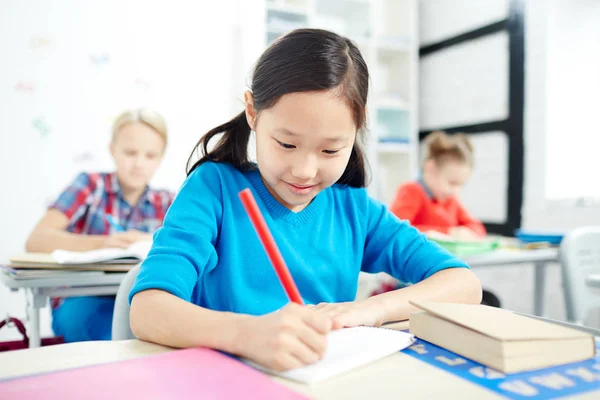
[28,288,46,348]
[533,262,547,317]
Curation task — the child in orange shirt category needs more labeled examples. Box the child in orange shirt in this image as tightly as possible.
[377,131,499,306]
[390,131,485,240]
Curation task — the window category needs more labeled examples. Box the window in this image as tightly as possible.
[545,0,600,200]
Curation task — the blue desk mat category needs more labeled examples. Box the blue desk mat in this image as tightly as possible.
[401,336,600,399]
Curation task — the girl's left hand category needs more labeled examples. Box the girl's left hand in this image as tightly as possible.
[309,300,386,330]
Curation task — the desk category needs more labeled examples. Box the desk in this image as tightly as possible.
[587,274,600,289]
[0,340,502,399]
[463,248,560,317]
[2,248,560,348]
[0,272,127,348]
[1,328,599,399]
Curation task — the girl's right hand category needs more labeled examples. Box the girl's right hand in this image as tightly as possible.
[235,303,332,371]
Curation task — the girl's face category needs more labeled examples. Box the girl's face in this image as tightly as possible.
[110,122,165,193]
[247,90,357,212]
[423,159,472,203]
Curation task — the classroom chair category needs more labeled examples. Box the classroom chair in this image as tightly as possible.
[111,264,140,340]
[560,226,600,324]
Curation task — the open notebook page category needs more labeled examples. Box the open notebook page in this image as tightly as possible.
[247,326,415,384]
[50,241,152,264]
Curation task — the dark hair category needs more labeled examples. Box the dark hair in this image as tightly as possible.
[187,28,370,187]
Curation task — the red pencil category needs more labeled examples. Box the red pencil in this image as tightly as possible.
[238,188,304,305]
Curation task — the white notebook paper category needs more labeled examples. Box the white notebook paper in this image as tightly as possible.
[50,241,152,265]
[248,326,415,384]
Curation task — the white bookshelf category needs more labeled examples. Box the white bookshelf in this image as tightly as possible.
[264,0,419,205]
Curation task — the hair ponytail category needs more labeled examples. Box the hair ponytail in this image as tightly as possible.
[186,112,252,175]
[337,138,367,187]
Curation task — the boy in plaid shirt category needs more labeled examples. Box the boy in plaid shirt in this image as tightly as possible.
[26,109,174,342]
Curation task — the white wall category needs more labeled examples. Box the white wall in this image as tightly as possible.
[419,0,508,46]
[522,0,600,231]
[504,0,600,324]
[419,31,509,130]
[545,0,600,201]
[419,0,510,224]
[0,0,265,341]
[419,0,600,324]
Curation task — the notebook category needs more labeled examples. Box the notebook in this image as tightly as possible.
[0,264,104,280]
[246,326,415,384]
[514,229,564,245]
[0,347,308,400]
[425,231,499,256]
[1,262,134,273]
[9,241,152,266]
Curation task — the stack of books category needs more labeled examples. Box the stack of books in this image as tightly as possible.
[1,241,151,279]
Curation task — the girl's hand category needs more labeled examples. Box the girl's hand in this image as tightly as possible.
[310,300,386,329]
[235,303,332,371]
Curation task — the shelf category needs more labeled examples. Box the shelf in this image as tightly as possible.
[266,25,295,35]
[266,3,308,16]
[266,32,281,45]
[374,96,409,111]
[377,136,413,154]
[315,0,370,19]
[266,19,306,35]
[374,36,413,52]
[334,0,370,4]
[267,5,308,35]
[377,140,412,154]
[314,0,371,39]
[352,36,371,49]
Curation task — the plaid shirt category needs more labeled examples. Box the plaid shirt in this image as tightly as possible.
[49,172,174,309]
[51,172,174,235]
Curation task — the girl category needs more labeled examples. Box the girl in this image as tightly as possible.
[389,131,486,240]
[26,108,174,342]
[129,29,482,372]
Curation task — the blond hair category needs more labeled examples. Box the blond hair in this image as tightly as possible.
[423,131,473,167]
[112,109,168,146]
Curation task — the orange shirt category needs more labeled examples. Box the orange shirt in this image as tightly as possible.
[389,181,486,236]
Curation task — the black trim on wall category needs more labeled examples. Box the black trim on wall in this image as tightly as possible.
[419,121,508,139]
[418,0,525,237]
[505,0,525,237]
[420,20,508,56]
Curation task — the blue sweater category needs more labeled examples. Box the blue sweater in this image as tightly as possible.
[129,162,468,315]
